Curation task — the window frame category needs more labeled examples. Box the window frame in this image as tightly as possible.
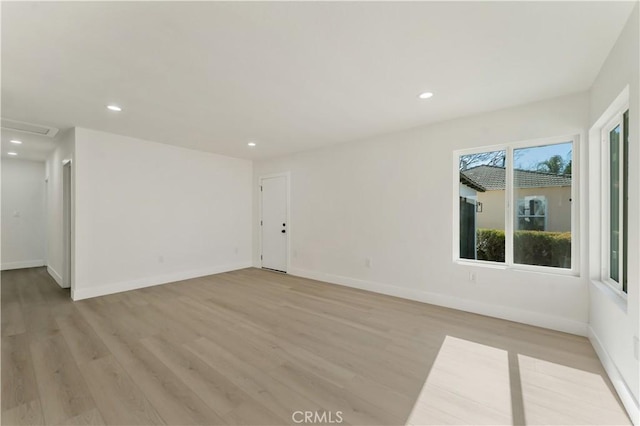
[600,107,628,294]
[453,134,579,276]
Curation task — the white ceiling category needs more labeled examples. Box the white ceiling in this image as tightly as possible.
[1,2,635,160]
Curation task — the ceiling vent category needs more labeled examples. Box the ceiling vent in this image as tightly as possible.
[1,118,59,137]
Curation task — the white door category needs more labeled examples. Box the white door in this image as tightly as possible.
[261,175,288,272]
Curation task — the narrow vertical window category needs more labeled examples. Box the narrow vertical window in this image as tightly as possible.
[603,109,628,293]
[609,124,621,283]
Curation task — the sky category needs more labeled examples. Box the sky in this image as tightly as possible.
[460,141,573,172]
[514,142,572,171]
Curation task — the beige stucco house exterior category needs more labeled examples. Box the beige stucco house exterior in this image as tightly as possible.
[460,165,572,233]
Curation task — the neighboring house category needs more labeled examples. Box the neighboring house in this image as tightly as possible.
[460,165,572,233]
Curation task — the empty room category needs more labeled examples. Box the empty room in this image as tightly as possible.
[1,1,638,425]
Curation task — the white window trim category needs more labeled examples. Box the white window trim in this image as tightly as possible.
[453,134,579,276]
[588,85,629,307]
[600,108,627,293]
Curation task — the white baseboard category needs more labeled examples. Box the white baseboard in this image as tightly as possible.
[47,266,66,288]
[589,327,640,425]
[71,261,253,301]
[289,267,588,337]
[1,260,45,271]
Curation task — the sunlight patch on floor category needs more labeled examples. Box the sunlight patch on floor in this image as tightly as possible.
[518,354,631,425]
[406,336,511,425]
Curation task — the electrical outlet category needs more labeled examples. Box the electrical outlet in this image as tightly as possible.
[293,250,298,258]
[469,272,476,282]
[234,247,239,255]
[158,255,164,264]
[365,258,372,268]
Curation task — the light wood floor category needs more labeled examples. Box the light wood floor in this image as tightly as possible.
[1,267,631,426]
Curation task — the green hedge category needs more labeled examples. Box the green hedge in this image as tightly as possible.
[476,229,571,268]
[476,229,506,262]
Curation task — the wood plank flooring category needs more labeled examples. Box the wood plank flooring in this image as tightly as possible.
[1,267,631,425]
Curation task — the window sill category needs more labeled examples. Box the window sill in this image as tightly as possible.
[454,259,578,277]
[590,279,627,313]
[454,259,508,270]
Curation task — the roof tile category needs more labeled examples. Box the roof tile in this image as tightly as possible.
[460,165,571,190]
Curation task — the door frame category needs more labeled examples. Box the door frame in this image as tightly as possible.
[259,172,290,273]
[44,176,49,270]
[62,160,73,290]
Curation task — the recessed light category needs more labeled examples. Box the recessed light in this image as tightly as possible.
[418,92,434,99]
[107,105,122,112]
[7,152,17,156]
[248,142,256,147]
[10,140,22,144]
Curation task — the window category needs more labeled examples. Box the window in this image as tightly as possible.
[513,142,572,268]
[602,109,628,293]
[517,196,547,231]
[459,150,506,262]
[456,136,575,272]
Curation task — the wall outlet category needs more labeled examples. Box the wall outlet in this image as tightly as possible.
[365,258,372,268]
[158,255,164,264]
[293,250,298,258]
[469,272,476,282]
[234,247,239,255]
[634,336,639,361]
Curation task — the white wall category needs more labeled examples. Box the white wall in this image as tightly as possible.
[254,92,590,336]
[45,128,75,286]
[1,159,46,270]
[588,4,639,422]
[72,128,253,300]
